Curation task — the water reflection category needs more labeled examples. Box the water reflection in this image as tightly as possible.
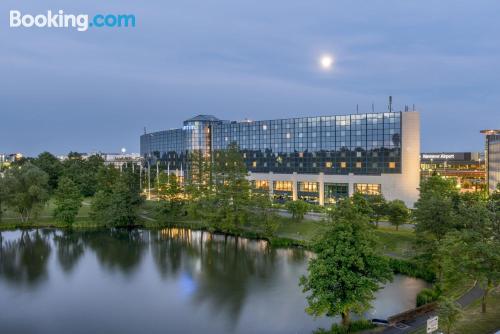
[0,230,51,288]
[0,228,428,334]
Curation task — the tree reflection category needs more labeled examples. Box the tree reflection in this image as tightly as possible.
[82,229,147,275]
[0,229,51,288]
[53,231,84,274]
[151,228,305,329]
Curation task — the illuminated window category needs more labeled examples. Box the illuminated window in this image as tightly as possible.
[254,180,269,190]
[286,133,291,139]
[341,162,347,168]
[252,161,257,168]
[299,182,318,192]
[354,183,381,195]
[274,181,293,191]
[356,162,362,168]
[262,125,267,131]
[389,162,396,169]
[356,151,362,158]
[326,161,332,168]
[299,152,304,158]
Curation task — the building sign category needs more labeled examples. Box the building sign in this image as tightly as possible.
[421,152,469,161]
[422,153,456,160]
[426,316,439,333]
[182,125,197,131]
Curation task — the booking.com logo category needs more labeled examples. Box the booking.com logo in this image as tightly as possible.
[9,10,136,32]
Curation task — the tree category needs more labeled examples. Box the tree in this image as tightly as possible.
[3,163,49,222]
[209,143,251,231]
[62,153,104,197]
[365,194,387,227]
[387,199,409,231]
[90,176,139,227]
[33,152,62,192]
[157,172,185,219]
[0,177,8,222]
[285,200,309,222]
[300,200,392,327]
[438,298,462,334]
[251,189,280,237]
[53,177,82,225]
[351,192,375,220]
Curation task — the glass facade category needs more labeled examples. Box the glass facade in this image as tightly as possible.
[324,183,349,203]
[482,131,500,193]
[141,112,403,176]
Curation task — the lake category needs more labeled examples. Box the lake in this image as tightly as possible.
[0,228,428,334]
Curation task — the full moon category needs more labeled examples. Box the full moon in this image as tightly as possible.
[320,55,334,70]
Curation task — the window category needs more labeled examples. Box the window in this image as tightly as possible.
[389,162,396,169]
[252,161,257,168]
[299,182,318,192]
[354,183,381,195]
[326,161,332,168]
[341,162,347,168]
[274,181,293,191]
[356,151,362,158]
[254,180,269,190]
[356,162,362,168]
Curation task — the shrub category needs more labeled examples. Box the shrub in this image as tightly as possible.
[388,258,436,282]
[416,287,441,307]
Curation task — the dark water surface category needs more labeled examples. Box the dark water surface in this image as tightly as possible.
[0,229,428,334]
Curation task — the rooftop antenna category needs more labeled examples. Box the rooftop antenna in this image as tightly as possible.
[356,104,359,114]
[144,127,147,135]
[413,104,415,112]
[388,96,393,113]
[371,103,375,113]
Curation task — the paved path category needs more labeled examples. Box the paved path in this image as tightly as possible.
[381,284,483,334]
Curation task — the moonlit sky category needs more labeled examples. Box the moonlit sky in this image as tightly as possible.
[1,0,499,156]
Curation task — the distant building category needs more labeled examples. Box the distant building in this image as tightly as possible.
[481,130,500,193]
[100,152,141,169]
[420,152,486,192]
[141,111,420,207]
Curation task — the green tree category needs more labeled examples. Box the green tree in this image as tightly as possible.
[53,177,82,225]
[300,200,392,327]
[3,163,49,222]
[157,172,185,218]
[90,177,139,227]
[62,153,104,197]
[285,200,309,222]
[351,192,375,220]
[365,194,387,227]
[387,199,409,231]
[438,298,462,334]
[209,143,251,231]
[0,177,8,222]
[251,189,279,237]
[33,152,62,192]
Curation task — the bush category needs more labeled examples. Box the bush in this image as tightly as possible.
[388,258,436,282]
[313,320,376,334]
[416,287,441,307]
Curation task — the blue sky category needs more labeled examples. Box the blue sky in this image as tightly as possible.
[1,0,499,156]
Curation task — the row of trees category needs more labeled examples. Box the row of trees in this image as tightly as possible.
[0,152,142,227]
[154,143,280,236]
[413,176,499,316]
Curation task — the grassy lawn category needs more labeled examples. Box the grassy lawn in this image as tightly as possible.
[410,286,500,334]
[373,227,416,259]
[453,286,500,334]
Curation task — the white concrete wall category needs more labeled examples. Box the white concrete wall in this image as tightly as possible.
[248,112,420,207]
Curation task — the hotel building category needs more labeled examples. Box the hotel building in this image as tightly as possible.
[141,111,420,207]
[481,130,500,193]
